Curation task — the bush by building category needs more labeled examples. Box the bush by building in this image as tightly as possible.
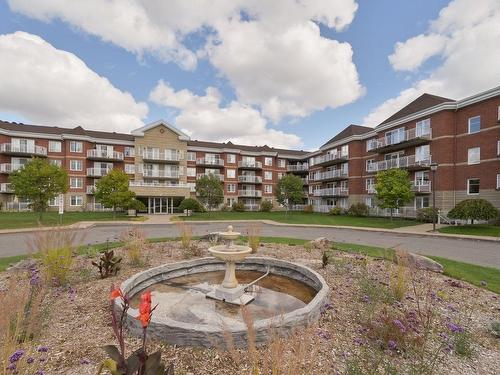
[303,205,314,213]
[260,200,273,212]
[448,199,498,224]
[347,203,370,217]
[232,201,245,212]
[416,207,439,223]
[179,198,205,213]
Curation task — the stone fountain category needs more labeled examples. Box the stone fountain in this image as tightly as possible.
[206,225,256,305]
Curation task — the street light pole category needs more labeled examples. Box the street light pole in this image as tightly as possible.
[430,162,438,231]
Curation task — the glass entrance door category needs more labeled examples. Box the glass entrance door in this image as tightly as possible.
[148,197,171,214]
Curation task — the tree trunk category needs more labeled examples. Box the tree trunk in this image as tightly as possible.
[390,208,393,221]
[113,206,116,218]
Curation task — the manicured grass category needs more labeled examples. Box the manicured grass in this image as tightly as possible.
[180,211,417,229]
[438,224,500,238]
[0,211,142,230]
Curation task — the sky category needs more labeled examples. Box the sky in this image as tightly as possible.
[0,0,499,150]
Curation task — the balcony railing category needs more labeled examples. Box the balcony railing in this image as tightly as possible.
[312,152,348,166]
[238,175,262,183]
[129,181,190,189]
[0,143,47,156]
[196,158,224,167]
[367,127,432,152]
[238,160,262,169]
[87,149,124,161]
[313,188,348,197]
[286,164,309,172]
[0,183,13,193]
[86,185,96,194]
[367,186,376,194]
[300,177,309,185]
[197,173,224,181]
[366,155,432,172]
[142,170,180,179]
[309,169,348,181]
[6,201,31,211]
[369,206,418,218]
[142,150,182,162]
[0,163,24,174]
[411,182,431,193]
[87,168,112,177]
[238,190,262,197]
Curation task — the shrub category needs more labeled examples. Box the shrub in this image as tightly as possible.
[220,204,230,212]
[390,251,409,301]
[322,250,330,268]
[347,202,369,217]
[91,250,122,278]
[176,222,193,251]
[416,207,438,223]
[247,225,261,254]
[490,321,500,337]
[448,198,497,224]
[120,227,147,265]
[232,201,245,212]
[452,331,475,358]
[329,207,343,216]
[260,200,273,212]
[179,198,204,213]
[303,204,313,213]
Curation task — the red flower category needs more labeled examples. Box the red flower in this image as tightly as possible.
[136,291,153,328]
[110,287,123,301]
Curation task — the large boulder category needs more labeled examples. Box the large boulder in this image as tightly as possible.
[7,258,38,271]
[199,232,221,243]
[309,237,332,249]
[396,252,443,273]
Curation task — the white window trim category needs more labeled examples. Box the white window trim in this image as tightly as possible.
[70,178,83,189]
[467,178,480,195]
[467,147,480,165]
[70,141,83,153]
[497,140,500,156]
[49,141,62,153]
[226,169,236,178]
[497,174,500,190]
[264,171,273,180]
[265,157,273,166]
[70,160,82,171]
[70,195,83,206]
[468,116,481,134]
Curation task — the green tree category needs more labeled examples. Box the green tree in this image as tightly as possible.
[94,169,135,217]
[9,158,68,220]
[375,169,414,220]
[448,199,498,224]
[195,173,224,211]
[126,198,147,216]
[276,174,305,214]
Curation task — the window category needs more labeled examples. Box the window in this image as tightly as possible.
[309,157,315,166]
[278,159,286,168]
[497,140,500,156]
[125,164,135,174]
[186,152,196,161]
[264,185,273,194]
[226,154,236,163]
[467,147,480,165]
[340,145,349,156]
[385,127,405,145]
[124,147,135,157]
[70,178,83,189]
[277,172,284,179]
[49,141,61,153]
[49,159,62,167]
[366,178,375,192]
[187,182,196,192]
[365,197,374,208]
[497,174,500,189]
[70,141,83,153]
[70,160,82,171]
[366,138,377,151]
[264,171,273,180]
[227,183,236,193]
[366,159,375,171]
[187,167,196,177]
[467,178,480,195]
[415,145,430,162]
[415,196,430,209]
[265,157,273,166]
[416,119,431,137]
[340,162,348,174]
[48,197,59,207]
[226,169,236,179]
[415,171,430,186]
[468,116,481,134]
[70,195,83,206]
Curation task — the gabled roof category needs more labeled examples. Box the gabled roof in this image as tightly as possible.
[187,139,308,156]
[321,124,372,148]
[131,119,190,140]
[379,94,455,126]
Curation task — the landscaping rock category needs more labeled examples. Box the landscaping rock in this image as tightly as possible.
[7,258,38,271]
[309,237,332,249]
[396,252,443,273]
[199,232,222,243]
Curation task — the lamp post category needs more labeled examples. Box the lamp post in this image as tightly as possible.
[430,162,438,231]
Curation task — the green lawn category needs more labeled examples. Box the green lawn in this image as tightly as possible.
[180,211,418,229]
[0,211,143,230]
[438,224,500,238]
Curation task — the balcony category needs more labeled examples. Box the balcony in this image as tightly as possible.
[86,185,96,195]
[367,186,376,194]
[129,181,190,189]
[238,175,262,184]
[142,150,182,163]
[313,188,349,197]
[286,163,309,173]
[238,190,262,197]
[196,157,224,167]
[300,177,309,185]
[309,169,348,182]
[87,149,124,161]
[0,163,24,174]
[368,128,432,153]
[0,143,47,157]
[366,155,432,173]
[312,152,348,167]
[244,204,260,211]
[0,183,13,193]
[238,160,262,169]
[197,173,224,181]
[142,169,180,179]
[411,182,431,193]
[87,168,112,177]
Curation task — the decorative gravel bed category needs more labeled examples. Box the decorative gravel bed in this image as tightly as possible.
[1,239,499,374]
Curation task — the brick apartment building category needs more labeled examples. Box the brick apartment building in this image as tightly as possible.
[0,86,499,216]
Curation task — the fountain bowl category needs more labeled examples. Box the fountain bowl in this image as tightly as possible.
[208,244,252,259]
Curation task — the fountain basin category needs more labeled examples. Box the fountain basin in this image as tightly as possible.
[117,257,329,348]
[208,244,252,261]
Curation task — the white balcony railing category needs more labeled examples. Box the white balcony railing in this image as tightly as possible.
[0,163,24,173]
[238,190,262,197]
[313,188,348,197]
[286,164,309,172]
[0,183,13,193]
[411,182,431,193]
[87,168,112,177]
[87,149,124,160]
[197,173,224,181]
[369,206,418,218]
[196,157,224,166]
[309,169,348,181]
[313,152,348,165]
[243,204,260,211]
[300,177,309,185]
[366,155,432,172]
[142,150,182,162]
[367,186,376,194]
[368,127,432,151]
[129,181,190,189]
[142,169,180,179]
[86,185,96,194]
[6,201,31,211]
[312,205,335,213]
[238,175,262,183]
[0,143,47,156]
[238,160,262,169]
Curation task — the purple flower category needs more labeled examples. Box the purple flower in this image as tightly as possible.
[447,322,464,333]
[361,295,370,303]
[27,357,35,364]
[393,319,406,333]
[447,304,458,312]
[388,340,397,350]
[80,359,91,365]
[9,350,24,363]
[7,363,16,371]
[354,337,364,346]
[35,371,45,375]
[37,346,49,353]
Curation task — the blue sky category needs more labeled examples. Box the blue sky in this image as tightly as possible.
[0,0,498,150]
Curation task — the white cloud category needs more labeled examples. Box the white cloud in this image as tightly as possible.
[0,31,148,132]
[8,0,364,121]
[389,34,447,71]
[149,80,301,149]
[364,0,500,126]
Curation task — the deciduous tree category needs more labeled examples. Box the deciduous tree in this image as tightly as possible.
[94,169,135,217]
[375,169,414,220]
[276,174,305,214]
[195,173,223,211]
